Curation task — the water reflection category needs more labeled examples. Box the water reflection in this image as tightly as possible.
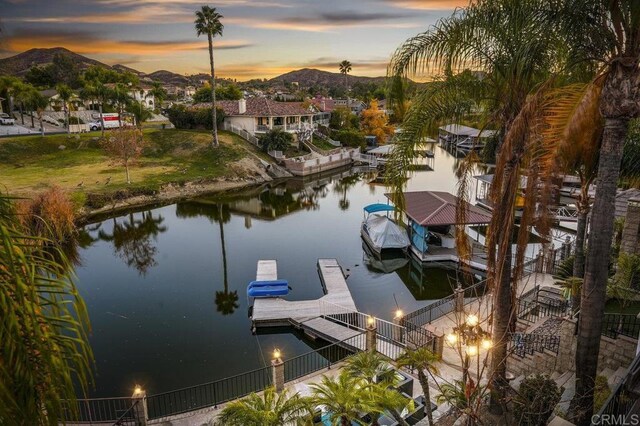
[175,202,239,315]
[94,211,167,276]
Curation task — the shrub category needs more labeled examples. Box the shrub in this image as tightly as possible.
[166,104,225,130]
[16,186,76,243]
[593,375,611,412]
[260,128,293,152]
[513,374,562,426]
[332,129,365,149]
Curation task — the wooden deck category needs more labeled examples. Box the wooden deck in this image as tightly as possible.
[251,259,358,326]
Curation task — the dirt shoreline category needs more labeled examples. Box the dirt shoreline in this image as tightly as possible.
[75,175,272,224]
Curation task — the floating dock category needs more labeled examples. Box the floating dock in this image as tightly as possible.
[251,259,357,327]
[250,259,405,360]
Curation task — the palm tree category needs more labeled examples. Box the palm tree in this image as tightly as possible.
[111,83,131,127]
[215,386,312,426]
[396,347,439,425]
[311,371,376,426]
[546,2,640,423]
[81,82,110,137]
[56,83,74,136]
[0,76,19,118]
[149,81,167,111]
[195,5,224,148]
[0,194,93,424]
[387,0,559,410]
[27,88,48,137]
[436,379,483,425]
[344,352,411,426]
[339,60,352,89]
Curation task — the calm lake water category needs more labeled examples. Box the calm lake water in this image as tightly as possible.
[76,142,489,397]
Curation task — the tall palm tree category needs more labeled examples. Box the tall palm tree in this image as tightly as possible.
[195,5,224,148]
[387,0,559,410]
[81,82,110,137]
[149,81,167,111]
[549,2,640,423]
[56,83,74,137]
[396,348,439,425]
[339,60,352,89]
[311,371,377,426]
[27,87,48,137]
[215,386,313,426]
[0,194,93,424]
[213,204,238,315]
[111,83,131,127]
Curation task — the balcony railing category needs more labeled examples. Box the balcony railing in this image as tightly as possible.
[256,124,270,132]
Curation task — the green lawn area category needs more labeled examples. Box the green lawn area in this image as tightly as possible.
[0,128,264,208]
[311,136,339,152]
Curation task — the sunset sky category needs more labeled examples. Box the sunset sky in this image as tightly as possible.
[0,0,466,80]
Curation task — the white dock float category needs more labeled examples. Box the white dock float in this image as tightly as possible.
[251,259,358,326]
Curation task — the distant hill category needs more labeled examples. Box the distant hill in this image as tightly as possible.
[0,47,111,76]
[269,68,387,88]
[147,70,190,85]
[112,64,145,76]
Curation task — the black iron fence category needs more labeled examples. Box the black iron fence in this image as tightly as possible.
[601,313,640,340]
[63,397,138,424]
[516,295,568,323]
[401,279,488,328]
[146,366,272,420]
[597,352,640,418]
[509,332,561,358]
[283,333,365,382]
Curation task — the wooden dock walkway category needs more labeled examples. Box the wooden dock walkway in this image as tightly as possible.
[250,259,404,359]
[251,259,358,326]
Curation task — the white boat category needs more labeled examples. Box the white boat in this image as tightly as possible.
[360,204,410,254]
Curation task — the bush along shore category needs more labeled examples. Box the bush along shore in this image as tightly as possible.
[0,128,283,222]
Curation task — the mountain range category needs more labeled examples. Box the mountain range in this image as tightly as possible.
[0,47,388,88]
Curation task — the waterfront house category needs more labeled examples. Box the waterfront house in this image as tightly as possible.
[386,191,492,269]
[309,96,335,126]
[211,98,315,136]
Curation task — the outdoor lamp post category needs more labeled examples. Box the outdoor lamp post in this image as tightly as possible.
[366,315,377,352]
[272,348,284,392]
[446,314,492,384]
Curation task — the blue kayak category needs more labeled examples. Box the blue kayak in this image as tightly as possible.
[247,284,289,298]
[248,279,289,289]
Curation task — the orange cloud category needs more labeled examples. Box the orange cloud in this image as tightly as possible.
[226,17,420,33]
[4,35,252,56]
[11,5,192,24]
[389,0,469,10]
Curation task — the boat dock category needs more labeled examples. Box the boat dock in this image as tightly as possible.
[251,259,357,326]
[250,259,405,359]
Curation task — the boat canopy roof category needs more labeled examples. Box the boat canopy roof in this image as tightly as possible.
[364,203,395,214]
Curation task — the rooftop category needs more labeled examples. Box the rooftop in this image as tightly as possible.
[195,98,314,117]
[386,191,492,226]
[439,124,497,138]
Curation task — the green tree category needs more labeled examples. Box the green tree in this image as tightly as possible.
[260,128,293,153]
[80,81,111,137]
[0,194,93,424]
[195,5,224,148]
[0,76,20,114]
[56,83,74,137]
[111,83,131,127]
[339,60,352,89]
[311,371,376,426]
[396,347,439,425]
[215,386,312,426]
[513,374,562,426]
[101,127,146,184]
[149,81,167,110]
[388,0,561,410]
[329,106,355,130]
[26,86,48,137]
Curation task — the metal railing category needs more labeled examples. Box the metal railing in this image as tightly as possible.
[601,313,640,339]
[596,351,640,418]
[63,397,137,423]
[146,366,272,420]
[509,332,561,358]
[113,400,140,425]
[401,279,488,328]
[516,296,568,323]
[283,333,365,382]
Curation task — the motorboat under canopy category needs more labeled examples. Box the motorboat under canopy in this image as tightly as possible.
[363,215,410,250]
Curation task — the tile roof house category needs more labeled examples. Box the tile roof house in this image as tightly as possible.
[194,98,315,135]
[309,96,335,126]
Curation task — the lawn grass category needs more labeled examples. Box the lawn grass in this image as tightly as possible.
[311,137,339,152]
[0,128,262,208]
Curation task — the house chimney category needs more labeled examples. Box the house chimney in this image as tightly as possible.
[238,99,246,114]
[322,100,326,111]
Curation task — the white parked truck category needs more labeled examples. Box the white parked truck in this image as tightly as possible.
[89,113,121,131]
[0,113,15,125]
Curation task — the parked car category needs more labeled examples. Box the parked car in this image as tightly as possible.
[0,113,15,125]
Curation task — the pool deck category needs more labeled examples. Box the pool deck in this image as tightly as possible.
[250,259,358,327]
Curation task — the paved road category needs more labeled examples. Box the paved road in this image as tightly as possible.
[0,123,39,136]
